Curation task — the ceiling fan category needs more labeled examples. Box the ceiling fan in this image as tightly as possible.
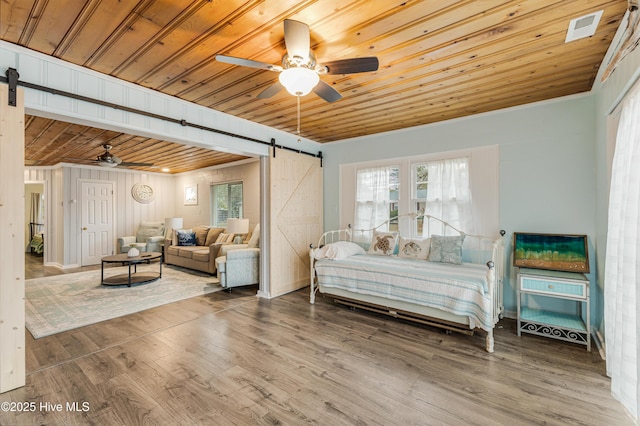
[215,19,379,102]
[80,144,154,168]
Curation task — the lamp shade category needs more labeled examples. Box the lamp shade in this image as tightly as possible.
[278,67,319,96]
[164,217,183,239]
[226,218,249,235]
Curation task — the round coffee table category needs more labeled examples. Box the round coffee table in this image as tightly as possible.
[101,252,162,286]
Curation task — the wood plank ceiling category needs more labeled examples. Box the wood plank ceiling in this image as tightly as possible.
[1,0,629,172]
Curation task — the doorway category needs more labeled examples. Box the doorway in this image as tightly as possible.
[24,181,46,262]
[79,180,115,266]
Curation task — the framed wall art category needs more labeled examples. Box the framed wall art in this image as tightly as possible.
[184,185,198,205]
[513,232,589,273]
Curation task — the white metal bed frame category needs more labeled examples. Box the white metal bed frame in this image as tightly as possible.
[309,214,505,352]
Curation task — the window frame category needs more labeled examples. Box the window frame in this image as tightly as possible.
[210,181,244,227]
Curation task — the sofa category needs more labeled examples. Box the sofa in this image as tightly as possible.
[117,221,165,253]
[164,225,252,275]
[164,226,228,274]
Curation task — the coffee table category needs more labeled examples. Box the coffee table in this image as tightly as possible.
[101,252,162,287]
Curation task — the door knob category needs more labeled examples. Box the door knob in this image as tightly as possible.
[82,227,87,230]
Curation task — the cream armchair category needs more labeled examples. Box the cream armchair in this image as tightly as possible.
[117,221,165,253]
[215,224,260,289]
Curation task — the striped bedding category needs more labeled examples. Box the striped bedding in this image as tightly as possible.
[314,254,493,331]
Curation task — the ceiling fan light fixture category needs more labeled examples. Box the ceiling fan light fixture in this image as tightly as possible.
[279,67,319,96]
[98,161,118,168]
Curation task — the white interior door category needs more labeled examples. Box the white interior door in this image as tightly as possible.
[80,180,114,265]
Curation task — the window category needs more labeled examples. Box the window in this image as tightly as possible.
[411,157,472,236]
[354,166,399,242]
[340,146,498,238]
[211,182,243,227]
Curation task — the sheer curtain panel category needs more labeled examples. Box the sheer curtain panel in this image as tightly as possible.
[354,166,394,244]
[422,157,473,236]
[604,87,640,421]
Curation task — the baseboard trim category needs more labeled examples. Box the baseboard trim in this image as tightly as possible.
[256,290,271,299]
[594,329,606,360]
[503,309,517,319]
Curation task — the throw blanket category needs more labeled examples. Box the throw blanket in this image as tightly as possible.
[315,254,492,331]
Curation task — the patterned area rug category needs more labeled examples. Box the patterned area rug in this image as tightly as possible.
[25,264,221,338]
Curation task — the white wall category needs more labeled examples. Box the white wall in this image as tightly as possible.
[323,94,598,315]
[25,159,260,268]
[26,165,175,267]
[172,159,261,231]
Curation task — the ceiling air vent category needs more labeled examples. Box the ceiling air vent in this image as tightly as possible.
[565,10,604,43]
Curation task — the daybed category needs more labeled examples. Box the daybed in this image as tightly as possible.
[309,215,505,352]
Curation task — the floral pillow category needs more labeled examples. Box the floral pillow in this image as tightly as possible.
[397,236,430,260]
[428,234,465,264]
[367,231,399,256]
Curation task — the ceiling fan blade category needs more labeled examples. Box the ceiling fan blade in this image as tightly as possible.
[313,80,342,103]
[321,57,379,75]
[215,54,282,72]
[119,161,155,167]
[284,19,310,61]
[257,82,284,99]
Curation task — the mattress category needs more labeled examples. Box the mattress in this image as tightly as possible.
[314,254,493,331]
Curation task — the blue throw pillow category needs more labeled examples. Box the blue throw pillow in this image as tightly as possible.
[176,229,197,246]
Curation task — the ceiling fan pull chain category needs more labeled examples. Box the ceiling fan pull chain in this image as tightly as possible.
[297,95,301,142]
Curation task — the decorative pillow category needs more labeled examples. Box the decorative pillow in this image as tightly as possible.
[247,224,260,248]
[193,225,210,246]
[315,241,365,260]
[367,231,399,256]
[136,221,164,243]
[176,229,197,246]
[428,234,465,264]
[215,232,235,243]
[205,227,224,246]
[397,236,430,260]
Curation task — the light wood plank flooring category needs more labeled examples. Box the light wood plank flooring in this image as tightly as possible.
[1,254,633,425]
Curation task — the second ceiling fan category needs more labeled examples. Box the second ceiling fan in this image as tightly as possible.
[216,19,379,102]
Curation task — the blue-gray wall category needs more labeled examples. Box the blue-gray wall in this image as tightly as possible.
[322,94,598,318]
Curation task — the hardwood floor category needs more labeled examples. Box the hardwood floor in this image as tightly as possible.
[1,255,632,425]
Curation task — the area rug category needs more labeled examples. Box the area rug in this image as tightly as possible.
[25,265,221,338]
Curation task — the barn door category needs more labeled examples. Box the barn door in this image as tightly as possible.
[268,148,323,297]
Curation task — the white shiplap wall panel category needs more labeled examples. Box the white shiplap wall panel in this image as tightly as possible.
[25,165,175,267]
[0,41,323,158]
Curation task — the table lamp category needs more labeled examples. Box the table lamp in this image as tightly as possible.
[226,218,249,244]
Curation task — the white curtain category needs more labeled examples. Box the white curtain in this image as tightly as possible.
[604,89,640,420]
[422,157,473,236]
[354,166,392,244]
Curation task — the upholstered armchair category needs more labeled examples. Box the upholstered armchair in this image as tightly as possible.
[117,221,165,253]
[215,224,260,289]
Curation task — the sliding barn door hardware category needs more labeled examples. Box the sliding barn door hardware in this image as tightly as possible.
[1,67,323,165]
[5,68,19,107]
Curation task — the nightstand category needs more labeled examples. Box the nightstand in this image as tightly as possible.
[517,268,590,351]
